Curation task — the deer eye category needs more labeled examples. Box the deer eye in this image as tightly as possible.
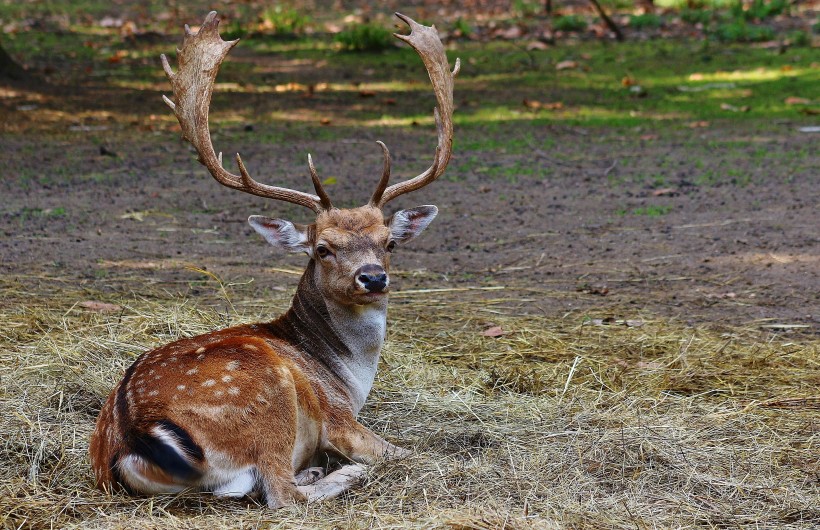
[316,245,331,259]
[386,240,397,253]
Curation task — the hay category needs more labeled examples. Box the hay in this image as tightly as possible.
[1,276,818,529]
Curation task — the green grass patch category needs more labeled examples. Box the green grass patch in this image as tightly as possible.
[714,20,775,42]
[629,14,664,30]
[554,15,588,32]
[617,205,674,216]
[335,23,394,52]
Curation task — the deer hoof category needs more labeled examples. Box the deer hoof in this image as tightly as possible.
[295,467,326,486]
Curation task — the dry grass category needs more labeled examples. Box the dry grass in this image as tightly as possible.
[1,276,818,529]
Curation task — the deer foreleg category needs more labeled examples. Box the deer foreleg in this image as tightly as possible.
[326,421,410,465]
[296,463,366,502]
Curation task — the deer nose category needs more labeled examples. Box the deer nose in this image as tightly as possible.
[355,264,388,293]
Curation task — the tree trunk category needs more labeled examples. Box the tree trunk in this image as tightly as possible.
[0,38,26,79]
[588,0,625,41]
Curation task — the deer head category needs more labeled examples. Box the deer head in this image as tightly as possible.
[160,12,459,307]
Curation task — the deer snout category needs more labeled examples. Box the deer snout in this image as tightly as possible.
[355,264,388,293]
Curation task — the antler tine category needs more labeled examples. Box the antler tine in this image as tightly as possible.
[307,154,333,210]
[368,141,392,206]
[161,11,325,213]
[374,13,459,208]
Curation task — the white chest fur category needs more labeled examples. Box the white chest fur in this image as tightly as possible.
[326,299,387,414]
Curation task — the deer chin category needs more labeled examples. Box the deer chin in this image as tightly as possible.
[348,289,389,305]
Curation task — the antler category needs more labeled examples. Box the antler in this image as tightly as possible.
[370,13,460,208]
[161,11,330,213]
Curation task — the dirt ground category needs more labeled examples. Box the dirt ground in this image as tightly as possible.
[1,87,817,334]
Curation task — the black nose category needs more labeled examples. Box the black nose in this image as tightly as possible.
[355,264,388,293]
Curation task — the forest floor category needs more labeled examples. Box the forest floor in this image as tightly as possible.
[1,4,818,529]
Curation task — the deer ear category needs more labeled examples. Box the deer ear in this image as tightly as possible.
[248,216,311,255]
[388,205,438,244]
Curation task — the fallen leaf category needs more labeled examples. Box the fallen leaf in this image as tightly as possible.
[322,177,337,185]
[688,73,705,81]
[79,301,122,312]
[495,26,523,39]
[780,65,794,72]
[621,76,637,87]
[720,103,750,112]
[107,50,127,64]
[358,90,376,98]
[120,211,146,221]
[482,326,505,337]
[383,98,396,105]
[784,97,810,105]
[687,121,710,128]
[526,40,549,51]
[320,118,331,125]
[556,60,578,71]
[639,134,658,141]
[652,188,677,196]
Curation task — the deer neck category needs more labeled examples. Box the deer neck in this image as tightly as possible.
[271,261,387,415]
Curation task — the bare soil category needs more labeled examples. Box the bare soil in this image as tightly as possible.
[1,46,818,336]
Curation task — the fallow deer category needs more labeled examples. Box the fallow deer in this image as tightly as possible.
[89,12,458,508]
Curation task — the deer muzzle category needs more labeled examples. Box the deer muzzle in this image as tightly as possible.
[355,264,388,294]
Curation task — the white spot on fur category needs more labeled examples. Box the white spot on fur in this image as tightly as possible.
[196,347,206,354]
[243,344,258,351]
[147,390,158,397]
[228,386,240,396]
[221,374,233,383]
[202,379,216,387]
[226,361,240,371]
[196,353,206,361]
[160,362,167,367]
[214,390,224,397]
[186,367,198,376]
[177,385,186,391]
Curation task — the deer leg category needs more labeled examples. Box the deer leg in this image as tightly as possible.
[296,463,367,502]
[326,420,410,465]
[255,459,305,509]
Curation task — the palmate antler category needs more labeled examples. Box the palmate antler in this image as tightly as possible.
[160,12,330,212]
[161,11,458,212]
[370,13,460,208]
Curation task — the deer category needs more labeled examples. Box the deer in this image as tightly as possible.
[88,11,458,508]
